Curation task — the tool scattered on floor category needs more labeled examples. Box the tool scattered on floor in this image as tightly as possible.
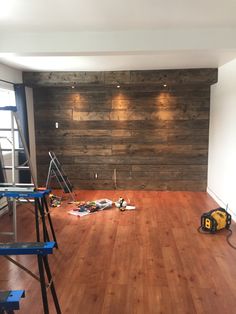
[49,194,61,207]
[96,199,113,209]
[68,199,113,217]
[115,197,136,211]
[68,197,136,217]
[198,206,236,249]
[199,207,231,233]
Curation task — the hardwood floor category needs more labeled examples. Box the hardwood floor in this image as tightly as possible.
[1,191,236,314]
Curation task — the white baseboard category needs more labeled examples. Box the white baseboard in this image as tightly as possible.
[207,186,236,221]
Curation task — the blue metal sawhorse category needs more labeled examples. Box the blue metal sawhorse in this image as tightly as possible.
[0,290,25,313]
[0,190,58,247]
[0,242,61,314]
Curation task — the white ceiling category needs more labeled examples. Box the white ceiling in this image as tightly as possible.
[0,0,236,71]
[1,0,236,31]
[1,50,236,72]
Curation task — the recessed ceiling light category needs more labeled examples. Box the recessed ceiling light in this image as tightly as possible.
[163,84,167,87]
[117,85,120,88]
[71,85,75,89]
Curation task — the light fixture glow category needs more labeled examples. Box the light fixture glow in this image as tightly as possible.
[117,85,120,88]
[163,84,167,87]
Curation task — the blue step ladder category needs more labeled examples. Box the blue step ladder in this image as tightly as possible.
[0,242,61,314]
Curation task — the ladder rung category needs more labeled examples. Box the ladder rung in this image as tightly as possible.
[0,187,35,193]
[0,203,8,211]
[0,128,18,131]
[0,232,14,236]
[3,166,30,170]
[0,106,17,112]
[0,183,34,187]
[18,198,35,203]
[0,148,24,152]
[16,183,35,186]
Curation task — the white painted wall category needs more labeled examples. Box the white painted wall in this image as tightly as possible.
[0,62,22,83]
[208,58,236,219]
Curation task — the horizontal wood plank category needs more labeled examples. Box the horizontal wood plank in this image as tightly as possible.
[24,68,217,86]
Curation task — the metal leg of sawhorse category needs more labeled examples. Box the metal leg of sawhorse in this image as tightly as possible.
[34,196,58,248]
[38,255,61,314]
[0,242,61,314]
[42,197,58,248]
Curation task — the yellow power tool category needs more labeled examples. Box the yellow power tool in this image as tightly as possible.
[200,207,231,233]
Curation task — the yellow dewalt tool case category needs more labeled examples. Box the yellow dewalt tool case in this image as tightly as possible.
[201,207,231,233]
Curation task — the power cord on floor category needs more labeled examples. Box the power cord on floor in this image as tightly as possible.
[226,229,236,249]
[198,226,236,250]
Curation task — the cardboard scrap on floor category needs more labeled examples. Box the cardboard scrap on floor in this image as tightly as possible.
[68,210,90,217]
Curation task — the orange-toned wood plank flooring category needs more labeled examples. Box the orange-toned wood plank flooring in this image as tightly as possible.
[1,191,236,314]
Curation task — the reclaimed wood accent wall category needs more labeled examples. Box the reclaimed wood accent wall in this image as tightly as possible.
[23,69,217,190]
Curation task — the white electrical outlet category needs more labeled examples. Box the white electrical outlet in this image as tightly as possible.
[55,122,59,128]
